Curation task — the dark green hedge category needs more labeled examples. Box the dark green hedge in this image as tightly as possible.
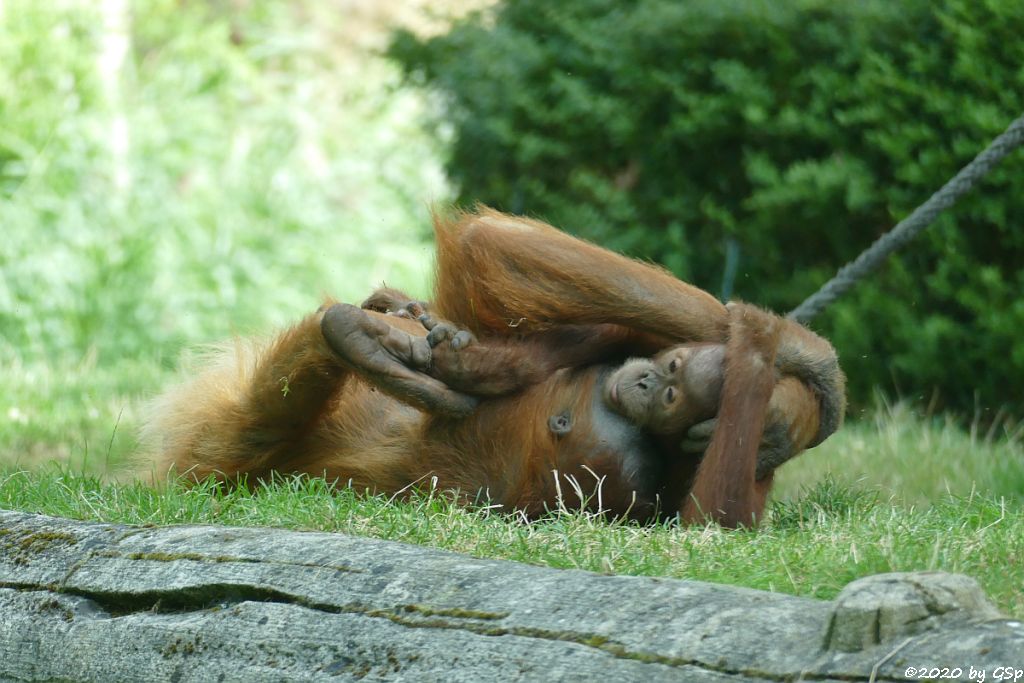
[390,0,1024,417]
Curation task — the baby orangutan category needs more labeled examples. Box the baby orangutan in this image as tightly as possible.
[603,343,725,436]
[146,208,845,527]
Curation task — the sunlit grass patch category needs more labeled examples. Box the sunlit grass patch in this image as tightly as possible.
[0,358,166,472]
[774,400,1024,505]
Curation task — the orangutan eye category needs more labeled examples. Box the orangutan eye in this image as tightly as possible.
[668,358,679,373]
[665,387,677,403]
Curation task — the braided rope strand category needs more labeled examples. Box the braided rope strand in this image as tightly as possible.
[788,113,1024,324]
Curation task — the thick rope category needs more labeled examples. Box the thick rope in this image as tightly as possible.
[788,113,1024,324]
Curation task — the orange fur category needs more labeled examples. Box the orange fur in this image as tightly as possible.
[681,303,781,526]
[433,208,728,346]
[144,209,844,527]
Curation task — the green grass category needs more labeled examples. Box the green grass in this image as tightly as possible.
[0,358,164,471]
[2,469,1022,617]
[774,400,1024,505]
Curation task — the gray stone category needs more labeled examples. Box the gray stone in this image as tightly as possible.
[825,571,1003,652]
[1,509,1020,682]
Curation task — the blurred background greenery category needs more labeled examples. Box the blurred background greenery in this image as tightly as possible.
[1,0,466,364]
[0,0,477,467]
[1,0,1022,500]
[390,0,1024,419]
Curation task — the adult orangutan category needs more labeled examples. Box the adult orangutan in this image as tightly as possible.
[144,208,845,527]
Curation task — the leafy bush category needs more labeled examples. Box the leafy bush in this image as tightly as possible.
[390,0,1024,414]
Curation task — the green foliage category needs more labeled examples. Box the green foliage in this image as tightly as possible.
[390,0,1024,414]
[0,0,443,366]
